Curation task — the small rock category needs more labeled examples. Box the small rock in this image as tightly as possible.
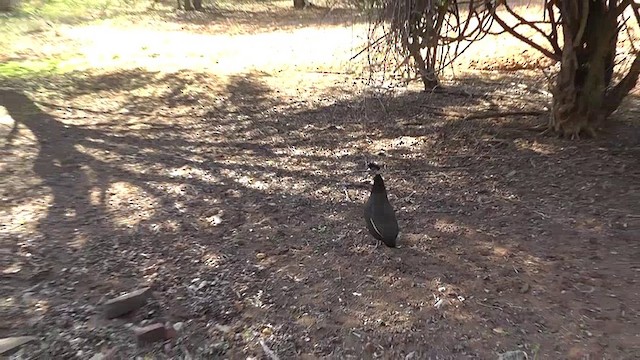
[103,287,151,319]
[520,283,530,294]
[211,215,222,226]
[506,170,517,178]
[26,315,44,327]
[364,342,375,353]
[165,325,177,340]
[0,336,37,356]
[172,322,184,332]
[133,323,168,344]
[261,327,272,336]
[215,324,232,333]
[497,350,528,360]
[434,298,445,309]
[89,354,104,360]
[256,253,267,260]
[492,327,506,334]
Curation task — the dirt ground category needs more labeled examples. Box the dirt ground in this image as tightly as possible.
[1,2,639,359]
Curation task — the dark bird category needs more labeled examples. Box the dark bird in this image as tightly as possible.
[364,173,399,247]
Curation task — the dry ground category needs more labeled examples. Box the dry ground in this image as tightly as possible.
[1,1,639,359]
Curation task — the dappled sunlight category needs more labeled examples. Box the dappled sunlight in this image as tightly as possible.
[0,109,39,148]
[105,181,158,228]
[0,2,638,357]
[202,251,225,268]
[514,138,559,155]
[433,218,466,234]
[1,195,53,236]
[168,165,220,183]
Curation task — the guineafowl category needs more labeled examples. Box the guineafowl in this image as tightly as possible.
[364,173,399,247]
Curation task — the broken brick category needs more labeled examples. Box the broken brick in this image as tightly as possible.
[103,287,151,319]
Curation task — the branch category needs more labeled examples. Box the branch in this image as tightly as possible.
[615,0,633,18]
[503,3,553,41]
[350,32,389,61]
[604,53,640,117]
[573,0,589,48]
[488,4,561,61]
[632,0,640,24]
[545,0,562,54]
[464,110,545,121]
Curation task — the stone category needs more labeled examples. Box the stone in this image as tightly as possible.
[133,323,167,344]
[497,350,528,360]
[0,336,37,355]
[103,287,151,319]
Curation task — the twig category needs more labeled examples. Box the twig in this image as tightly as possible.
[475,300,503,311]
[260,340,280,360]
[343,187,351,202]
[464,110,545,121]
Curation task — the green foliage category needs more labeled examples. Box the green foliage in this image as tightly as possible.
[0,59,67,79]
[5,0,154,22]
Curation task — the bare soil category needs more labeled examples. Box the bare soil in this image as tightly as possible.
[1,3,639,359]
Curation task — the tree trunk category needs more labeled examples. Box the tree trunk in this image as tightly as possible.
[550,1,627,137]
[0,0,16,11]
[407,37,440,91]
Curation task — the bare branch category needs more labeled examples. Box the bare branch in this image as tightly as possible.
[614,0,633,18]
[503,3,552,41]
[545,0,562,54]
[605,53,640,117]
[488,2,560,61]
[631,1,640,24]
[573,0,589,48]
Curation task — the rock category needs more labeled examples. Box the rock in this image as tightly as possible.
[256,253,267,260]
[164,325,177,340]
[103,287,151,319]
[0,336,37,355]
[133,323,168,344]
[497,350,528,360]
[215,324,232,333]
[520,283,530,294]
[364,342,375,353]
[492,327,506,334]
[172,322,184,332]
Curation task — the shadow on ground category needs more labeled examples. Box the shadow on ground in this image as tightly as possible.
[0,68,639,358]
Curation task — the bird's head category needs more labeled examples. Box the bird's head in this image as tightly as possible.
[366,161,381,174]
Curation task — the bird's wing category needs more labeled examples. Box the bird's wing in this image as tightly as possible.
[368,217,384,239]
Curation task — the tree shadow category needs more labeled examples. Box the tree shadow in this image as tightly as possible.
[1,67,639,358]
[150,2,367,31]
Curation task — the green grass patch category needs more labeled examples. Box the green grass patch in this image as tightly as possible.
[0,59,70,79]
[1,0,156,23]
